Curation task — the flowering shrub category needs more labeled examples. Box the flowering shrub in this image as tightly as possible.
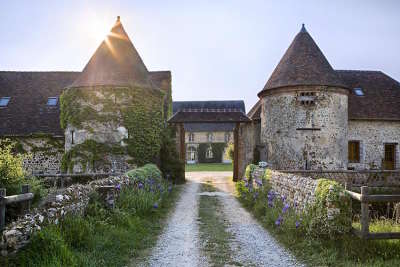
[307,179,352,238]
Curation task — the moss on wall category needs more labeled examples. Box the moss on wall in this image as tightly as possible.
[60,86,165,170]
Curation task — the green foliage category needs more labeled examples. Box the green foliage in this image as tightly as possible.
[244,164,257,179]
[125,163,162,183]
[198,143,227,163]
[307,179,352,238]
[159,126,185,183]
[0,139,25,187]
[5,170,181,267]
[236,179,400,266]
[185,163,232,172]
[225,142,234,161]
[60,86,165,168]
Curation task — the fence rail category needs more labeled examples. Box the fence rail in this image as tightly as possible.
[345,184,400,240]
[0,185,34,231]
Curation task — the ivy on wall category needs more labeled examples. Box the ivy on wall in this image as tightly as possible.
[60,86,166,170]
[197,143,227,163]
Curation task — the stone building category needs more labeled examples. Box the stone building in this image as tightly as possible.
[246,25,400,171]
[0,17,171,174]
[172,101,246,164]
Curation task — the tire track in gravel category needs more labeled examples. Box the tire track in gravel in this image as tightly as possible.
[140,180,209,267]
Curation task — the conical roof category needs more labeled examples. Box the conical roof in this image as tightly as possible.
[70,16,152,88]
[258,24,347,96]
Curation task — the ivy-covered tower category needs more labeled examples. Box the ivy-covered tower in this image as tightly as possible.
[60,17,170,173]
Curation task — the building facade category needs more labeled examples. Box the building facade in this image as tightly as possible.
[246,25,400,171]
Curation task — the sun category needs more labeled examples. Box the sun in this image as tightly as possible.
[80,13,112,46]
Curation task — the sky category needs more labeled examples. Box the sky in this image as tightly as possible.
[1,0,399,111]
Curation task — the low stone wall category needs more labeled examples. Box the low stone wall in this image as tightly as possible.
[252,167,318,210]
[0,174,132,255]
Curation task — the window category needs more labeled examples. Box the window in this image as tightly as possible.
[224,132,231,142]
[299,92,315,106]
[47,97,58,106]
[207,133,214,142]
[353,88,364,96]
[186,146,197,161]
[188,133,195,142]
[348,141,360,163]
[206,146,213,159]
[0,97,11,107]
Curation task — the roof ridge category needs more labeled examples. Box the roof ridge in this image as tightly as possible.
[0,71,81,73]
[335,69,383,73]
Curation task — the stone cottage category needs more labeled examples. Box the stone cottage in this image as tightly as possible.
[246,24,400,171]
[0,17,171,174]
[172,101,246,164]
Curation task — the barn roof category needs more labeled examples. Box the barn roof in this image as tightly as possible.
[168,111,251,123]
[0,71,79,137]
[172,100,245,114]
[258,24,347,97]
[69,16,153,89]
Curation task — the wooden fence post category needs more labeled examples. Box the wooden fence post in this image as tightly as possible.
[361,186,369,238]
[0,188,6,231]
[21,184,31,213]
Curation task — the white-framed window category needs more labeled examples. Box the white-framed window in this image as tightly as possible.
[186,146,197,161]
[224,132,231,142]
[206,146,213,159]
[188,132,195,142]
[207,132,214,142]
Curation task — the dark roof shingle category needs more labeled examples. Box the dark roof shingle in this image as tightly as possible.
[0,71,79,136]
[173,100,245,114]
[168,111,250,123]
[337,70,400,121]
[70,17,152,89]
[258,25,347,97]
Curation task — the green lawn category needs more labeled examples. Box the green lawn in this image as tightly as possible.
[185,163,233,172]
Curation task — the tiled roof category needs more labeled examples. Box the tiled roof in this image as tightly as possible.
[258,25,347,97]
[168,111,251,123]
[337,70,400,121]
[70,17,153,89]
[173,100,245,114]
[0,71,79,136]
[247,100,261,121]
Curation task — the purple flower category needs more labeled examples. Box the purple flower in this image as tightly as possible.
[255,179,263,186]
[244,182,249,188]
[115,184,121,191]
[282,203,290,213]
[268,200,274,207]
[295,221,300,229]
[153,203,159,209]
[168,185,172,192]
[281,195,286,202]
[275,216,283,226]
[138,182,144,189]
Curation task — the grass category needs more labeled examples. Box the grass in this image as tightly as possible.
[236,182,400,267]
[1,184,182,267]
[198,183,241,266]
[185,163,233,172]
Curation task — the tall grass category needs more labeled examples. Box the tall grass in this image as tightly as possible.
[236,180,400,266]
[2,165,180,267]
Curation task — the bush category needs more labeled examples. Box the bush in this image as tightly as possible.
[60,216,93,249]
[0,139,25,187]
[307,179,352,238]
[244,164,257,180]
[159,126,185,184]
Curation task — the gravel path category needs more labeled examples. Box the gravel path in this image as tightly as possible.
[142,180,208,267]
[141,172,302,267]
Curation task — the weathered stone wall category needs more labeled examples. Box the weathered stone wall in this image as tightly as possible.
[18,137,64,175]
[252,167,318,210]
[348,120,400,170]
[261,86,348,170]
[0,174,132,255]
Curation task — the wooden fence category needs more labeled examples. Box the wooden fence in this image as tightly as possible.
[0,185,34,231]
[345,184,400,239]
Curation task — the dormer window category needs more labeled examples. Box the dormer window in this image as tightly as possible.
[0,97,11,107]
[47,97,58,106]
[353,88,364,96]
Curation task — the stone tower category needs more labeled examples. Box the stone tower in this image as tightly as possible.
[258,25,349,170]
[61,17,169,173]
